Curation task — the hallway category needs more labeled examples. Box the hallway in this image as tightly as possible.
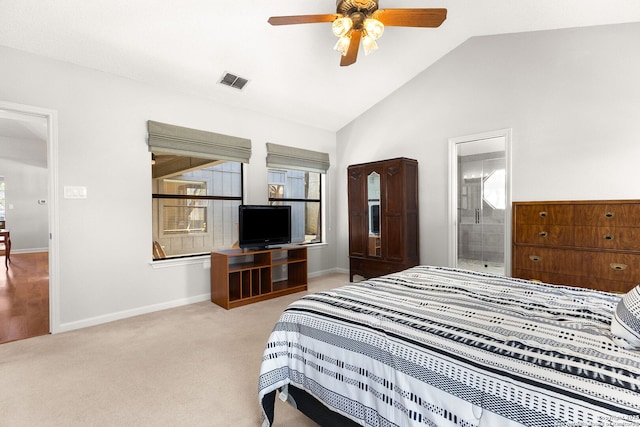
[0,252,49,344]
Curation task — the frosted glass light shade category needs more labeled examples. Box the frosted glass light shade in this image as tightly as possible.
[334,35,351,56]
[364,18,384,40]
[332,17,353,37]
[362,35,378,56]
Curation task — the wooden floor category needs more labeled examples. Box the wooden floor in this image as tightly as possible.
[0,252,49,344]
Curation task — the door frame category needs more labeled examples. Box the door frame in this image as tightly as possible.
[448,128,512,275]
[0,100,60,333]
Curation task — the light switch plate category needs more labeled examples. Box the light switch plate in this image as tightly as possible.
[64,186,87,199]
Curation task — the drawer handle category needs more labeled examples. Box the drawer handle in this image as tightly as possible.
[604,212,615,218]
[609,263,627,271]
[538,231,548,237]
[539,211,548,218]
[604,234,614,241]
[529,255,542,262]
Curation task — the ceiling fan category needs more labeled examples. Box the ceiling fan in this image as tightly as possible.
[268,0,447,67]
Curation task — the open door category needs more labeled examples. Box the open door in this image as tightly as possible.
[0,101,58,341]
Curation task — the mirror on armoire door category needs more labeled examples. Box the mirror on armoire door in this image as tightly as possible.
[367,171,381,257]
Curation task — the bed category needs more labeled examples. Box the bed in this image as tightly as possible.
[258,266,640,427]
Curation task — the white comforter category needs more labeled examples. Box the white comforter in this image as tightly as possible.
[259,266,640,427]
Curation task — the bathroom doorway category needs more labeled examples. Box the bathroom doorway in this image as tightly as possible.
[449,130,511,275]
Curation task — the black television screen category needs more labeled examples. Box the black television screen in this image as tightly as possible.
[239,205,291,249]
[370,204,380,234]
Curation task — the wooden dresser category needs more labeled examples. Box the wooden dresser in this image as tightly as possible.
[512,200,640,293]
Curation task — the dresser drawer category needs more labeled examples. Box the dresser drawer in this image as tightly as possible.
[575,226,640,251]
[513,246,580,275]
[514,225,574,246]
[574,203,640,227]
[511,269,582,288]
[513,204,574,225]
[582,252,640,283]
[512,268,635,292]
[574,276,637,293]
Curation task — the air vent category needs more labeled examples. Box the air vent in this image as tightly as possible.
[218,72,249,90]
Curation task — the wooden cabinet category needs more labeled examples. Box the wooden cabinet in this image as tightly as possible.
[512,200,640,293]
[211,246,307,309]
[348,158,419,281]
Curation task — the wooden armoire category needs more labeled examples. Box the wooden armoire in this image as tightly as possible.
[347,157,419,281]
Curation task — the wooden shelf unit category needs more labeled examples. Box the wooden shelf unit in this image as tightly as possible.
[211,246,307,309]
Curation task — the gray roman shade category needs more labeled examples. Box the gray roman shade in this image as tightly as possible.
[147,120,251,163]
[266,142,330,173]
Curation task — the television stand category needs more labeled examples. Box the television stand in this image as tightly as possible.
[249,245,281,251]
[210,245,307,309]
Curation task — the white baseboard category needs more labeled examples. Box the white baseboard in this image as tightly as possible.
[10,247,48,254]
[332,267,349,275]
[57,270,348,333]
[308,267,347,278]
[57,293,211,333]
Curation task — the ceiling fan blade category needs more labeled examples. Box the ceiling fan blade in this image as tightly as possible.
[375,8,447,27]
[340,30,362,67]
[268,14,339,25]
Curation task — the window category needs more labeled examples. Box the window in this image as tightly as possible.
[152,157,242,259]
[147,120,251,260]
[483,168,506,210]
[268,169,322,244]
[265,143,330,245]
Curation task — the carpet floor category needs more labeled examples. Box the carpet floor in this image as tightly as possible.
[0,272,349,426]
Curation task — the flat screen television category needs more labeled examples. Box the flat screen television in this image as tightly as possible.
[369,204,380,235]
[238,205,291,249]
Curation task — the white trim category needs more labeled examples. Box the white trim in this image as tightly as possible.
[8,248,48,254]
[57,293,211,333]
[448,129,512,274]
[59,267,346,332]
[0,100,60,334]
[308,267,343,278]
[149,254,209,269]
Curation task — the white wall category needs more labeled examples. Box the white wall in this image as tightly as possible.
[3,21,639,332]
[336,22,640,270]
[0,46,337,331]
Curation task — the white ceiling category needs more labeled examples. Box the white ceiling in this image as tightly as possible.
[1,0,640,132]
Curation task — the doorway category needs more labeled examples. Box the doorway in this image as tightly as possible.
[0,101,58,342]
[449,130,511,275]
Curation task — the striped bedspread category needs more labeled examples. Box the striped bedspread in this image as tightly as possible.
[259,266,640,427]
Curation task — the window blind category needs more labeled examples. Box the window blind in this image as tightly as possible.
[266,142,330,173]
[147,120,251,163]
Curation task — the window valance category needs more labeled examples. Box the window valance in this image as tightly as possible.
[147,120,251,163]
[266,143,330,173]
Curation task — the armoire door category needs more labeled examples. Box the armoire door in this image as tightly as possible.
[347,166,367,258]
[384,161,405,262]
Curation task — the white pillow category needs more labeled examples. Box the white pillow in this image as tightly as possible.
[611,284,640,349]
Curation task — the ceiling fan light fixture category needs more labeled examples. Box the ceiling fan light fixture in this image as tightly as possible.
[267,4,447,66]
[362,35,378,56]
[334,34,351,56]
[363,18,384,40]
[332,16,353,37]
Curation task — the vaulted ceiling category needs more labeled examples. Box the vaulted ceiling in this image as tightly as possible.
[1,1,640,132]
